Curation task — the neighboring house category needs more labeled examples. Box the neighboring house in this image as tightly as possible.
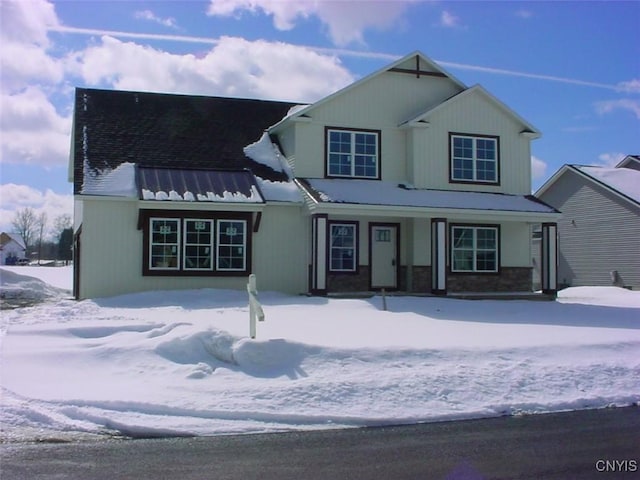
[70,51,560,300]
[0,232,26,265]
[535,159,640,289]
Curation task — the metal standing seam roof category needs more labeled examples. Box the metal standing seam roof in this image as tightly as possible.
[137,166,264,203]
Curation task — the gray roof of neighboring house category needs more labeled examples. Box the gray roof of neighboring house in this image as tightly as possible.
[72,88,297,195]
[572,165,640,206]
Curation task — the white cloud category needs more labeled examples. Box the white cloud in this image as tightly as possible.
[0,0,64,92]
[134,10,178,29]
[0,184,73,235]
[0,87,72,167]
[595,99,640,120]
[595,152,626,167]
[616,79,640,93]
[67,36,354,103]
[0,0,59,48]
[515,9,533,19]
[439,10,462,28]
[531,156,547,181]
[207,0,416,46]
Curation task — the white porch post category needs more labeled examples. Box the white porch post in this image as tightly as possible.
[311,214,328,294]
[541,222,558,295]
[431,218,447,295]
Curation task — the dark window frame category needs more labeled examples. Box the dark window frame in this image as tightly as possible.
[449,133,500,185]
[139,209,252,277]
[449,223,501,274]
[328,220,359,273]
[325,127,382,180]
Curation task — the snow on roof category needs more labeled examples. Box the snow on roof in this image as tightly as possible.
[256,177,303,203]
[575,166,640,204]
[243,132,292,177]
[1,233,26,249]
[81,162,138,197]
[302,179,558,214]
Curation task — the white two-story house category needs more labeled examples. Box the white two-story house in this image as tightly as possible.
[70,51,560,299]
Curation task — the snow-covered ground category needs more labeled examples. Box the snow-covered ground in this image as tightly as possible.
[1,266,638,442]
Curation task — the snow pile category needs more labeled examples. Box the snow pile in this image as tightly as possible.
[1,267,639,441]
[0,268,70,310]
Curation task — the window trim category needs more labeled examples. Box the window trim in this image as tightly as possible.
[139,210,252,277]
[450,223,500,274]
[449,133,500,185]
[328,221,359,273]
[325,127,381,180]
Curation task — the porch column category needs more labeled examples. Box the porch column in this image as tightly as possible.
[431,218,447,295]
[541,222,558,295]
[311,214,328,294]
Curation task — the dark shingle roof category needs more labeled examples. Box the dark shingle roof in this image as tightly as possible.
[72,88,296,194]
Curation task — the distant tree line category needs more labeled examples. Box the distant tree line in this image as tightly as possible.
[10,207,73,264]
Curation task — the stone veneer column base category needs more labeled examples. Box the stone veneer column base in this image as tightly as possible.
[447,267,532,292]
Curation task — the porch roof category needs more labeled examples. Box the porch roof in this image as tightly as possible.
[298,178,559,217]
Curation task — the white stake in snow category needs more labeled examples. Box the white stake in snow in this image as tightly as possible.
[247,274,265,339]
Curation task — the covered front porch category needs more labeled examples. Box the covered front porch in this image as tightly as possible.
[298,178,561,297]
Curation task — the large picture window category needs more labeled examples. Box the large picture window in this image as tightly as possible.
[450,134,499,183]
[451,225,499,273]
[327,128,379,179]
[142,211,251,276]
[329,222,357,272]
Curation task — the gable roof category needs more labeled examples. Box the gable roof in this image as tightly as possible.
[0,232,26,249]
[269,51,466,132]
[71,88,297,195]
[536,164,640,207]
[400,84,541,137]
[616,154,640,171]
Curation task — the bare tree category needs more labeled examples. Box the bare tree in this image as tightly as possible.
[52,214,72,241]
[11,207,37,253]
[36,212,48,264]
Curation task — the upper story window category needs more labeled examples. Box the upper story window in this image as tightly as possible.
[450,134,499,184]
[326,128,380,179]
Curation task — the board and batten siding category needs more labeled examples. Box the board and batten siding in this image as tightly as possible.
[408,92,532,195]
[276,70,462,183]
[539,170,640,288]
[77,198,309,299]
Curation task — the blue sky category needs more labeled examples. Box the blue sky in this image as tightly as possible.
[1,0,639,235]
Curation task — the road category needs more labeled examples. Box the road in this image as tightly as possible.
[1,406,639,479]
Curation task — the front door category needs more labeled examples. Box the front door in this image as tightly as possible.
[370,225,398,289]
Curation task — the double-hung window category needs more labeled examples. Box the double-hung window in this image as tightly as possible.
[216,220,247,271]
[451,225,499,273]
[329,222,357,272]
[450,134,499,183]
[144,213,250,275]
[327,128,379,179]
